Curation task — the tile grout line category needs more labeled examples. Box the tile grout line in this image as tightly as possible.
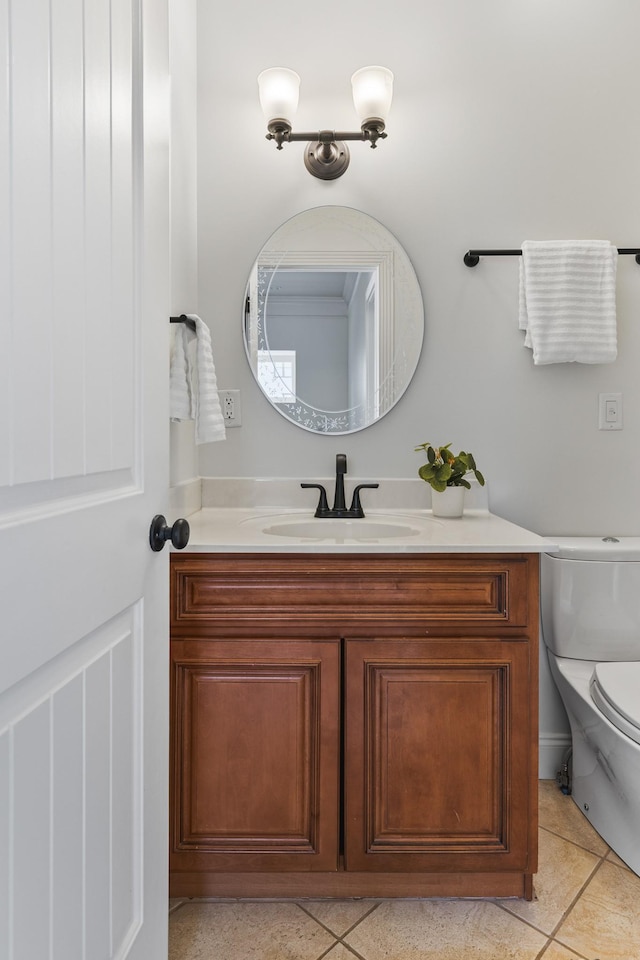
[489,850,608,954]
[296,901,381,960]
[539,787,636,875]
[490,899,559,949]
[538,821,612,861]
[527,854,610,960]
[316,940,368,960]
[547,854,608,942]
[534,937,588,960]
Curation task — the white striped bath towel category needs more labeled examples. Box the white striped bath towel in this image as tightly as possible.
[519,240,618,364]
[170,314,226,444]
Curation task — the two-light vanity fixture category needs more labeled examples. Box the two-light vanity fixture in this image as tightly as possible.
[258,66,393,180]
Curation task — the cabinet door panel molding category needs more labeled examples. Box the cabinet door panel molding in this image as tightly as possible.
[171,639,340,873]
[344,639,532,872]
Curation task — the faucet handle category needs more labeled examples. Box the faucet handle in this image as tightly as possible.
[349,483,379,518]
[301,483,330,517]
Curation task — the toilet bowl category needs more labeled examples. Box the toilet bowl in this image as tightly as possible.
[541,537,640,876]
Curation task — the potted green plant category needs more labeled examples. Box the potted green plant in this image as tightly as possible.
[414,442,485,517]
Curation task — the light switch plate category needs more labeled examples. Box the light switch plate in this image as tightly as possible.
[598,392,622,430]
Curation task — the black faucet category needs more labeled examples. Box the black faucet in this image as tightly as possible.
[301,454,379,519]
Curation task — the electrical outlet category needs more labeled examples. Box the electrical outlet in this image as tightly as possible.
[220,389,242,427]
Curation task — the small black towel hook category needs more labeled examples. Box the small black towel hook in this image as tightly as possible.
[169,314,197,332]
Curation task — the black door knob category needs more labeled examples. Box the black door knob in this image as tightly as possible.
[149,515,190,552]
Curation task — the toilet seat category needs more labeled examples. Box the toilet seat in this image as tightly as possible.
[590,662,640,746]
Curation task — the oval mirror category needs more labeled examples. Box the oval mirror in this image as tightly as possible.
[243,206,424,434]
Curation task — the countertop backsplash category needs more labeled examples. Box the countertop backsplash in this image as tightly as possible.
[196,476,490,513]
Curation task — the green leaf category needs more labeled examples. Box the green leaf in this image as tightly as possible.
[431,479,448,492]
[418,463,436,481]
[474,469,486,486]
[427,445,436,464]
[435,463,453,482]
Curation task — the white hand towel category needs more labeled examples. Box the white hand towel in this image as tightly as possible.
[169,315,226,444]
[519,240,618,364]
[190,314,226,444]
[169,324,193,420]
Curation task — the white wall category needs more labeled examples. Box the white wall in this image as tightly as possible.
[195,0,640,533]
[190,0,640,772]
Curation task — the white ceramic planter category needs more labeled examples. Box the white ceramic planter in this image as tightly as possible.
[431,486,465,518]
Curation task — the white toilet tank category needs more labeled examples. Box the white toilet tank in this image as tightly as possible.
[541,537,640,662]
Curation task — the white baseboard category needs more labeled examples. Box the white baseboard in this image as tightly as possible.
[539,734,572,780]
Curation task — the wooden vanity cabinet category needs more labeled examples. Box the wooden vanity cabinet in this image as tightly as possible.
[170,552,539,900]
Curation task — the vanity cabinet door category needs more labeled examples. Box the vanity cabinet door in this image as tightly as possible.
[170,638,341,873]
[344,637,535,874]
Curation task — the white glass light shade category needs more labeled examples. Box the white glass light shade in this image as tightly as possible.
[351,66,394,123]
[257,67,300,124]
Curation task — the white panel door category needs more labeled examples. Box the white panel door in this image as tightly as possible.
[0,0,171,957]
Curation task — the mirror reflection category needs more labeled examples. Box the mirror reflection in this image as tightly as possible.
[243,206,424,434]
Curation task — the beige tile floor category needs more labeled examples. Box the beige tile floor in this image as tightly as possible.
[169,781,640,960]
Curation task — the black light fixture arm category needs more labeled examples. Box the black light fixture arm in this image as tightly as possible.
[266,119,293,150]
[267,120,387,150]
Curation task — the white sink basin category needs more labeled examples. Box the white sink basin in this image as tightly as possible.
[262,519,423,540]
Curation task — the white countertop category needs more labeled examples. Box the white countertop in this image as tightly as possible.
[178,507,557,555]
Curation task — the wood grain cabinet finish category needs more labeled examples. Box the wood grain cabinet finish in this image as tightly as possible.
[171,639,340,873]
[170,552,539,900]
[344,638,531,873]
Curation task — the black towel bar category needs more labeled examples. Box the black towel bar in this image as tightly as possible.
[463,248,640,267]
[170,314,197,332]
